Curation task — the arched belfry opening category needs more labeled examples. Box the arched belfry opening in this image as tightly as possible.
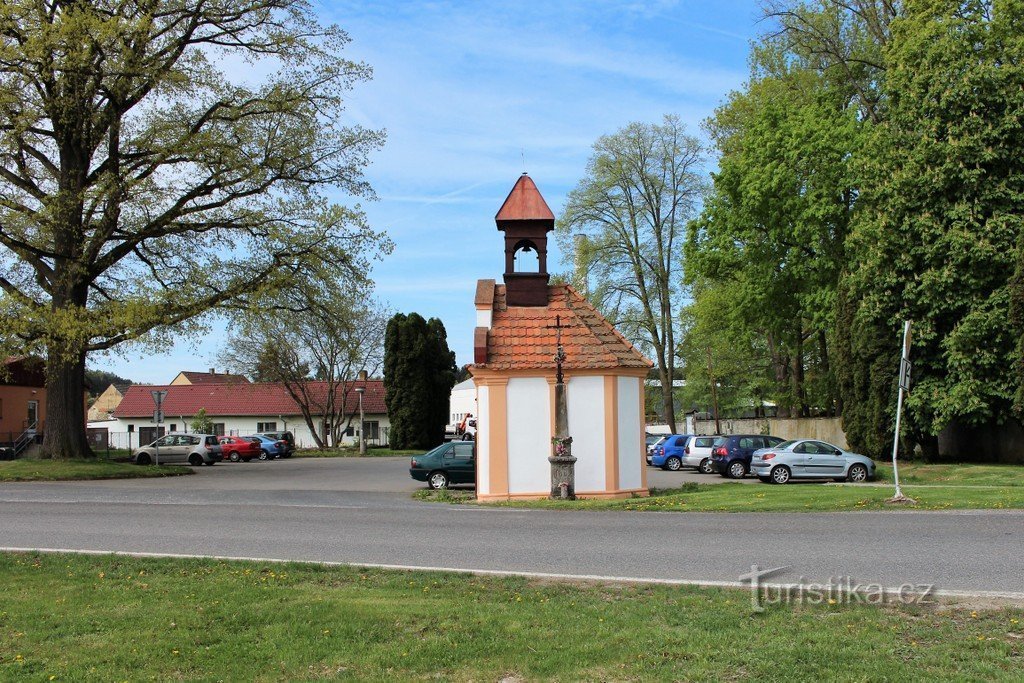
[495,173,554,306]
[512,239,540,273]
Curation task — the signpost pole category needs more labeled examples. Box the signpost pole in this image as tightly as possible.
[889,321,914,503]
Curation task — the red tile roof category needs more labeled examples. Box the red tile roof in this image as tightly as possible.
[476,284,652,371]
[112,380,386,418]
[495,174,555,222]
[177,371,250,384]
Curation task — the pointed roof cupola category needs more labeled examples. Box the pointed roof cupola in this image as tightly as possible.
[495,173,555,306]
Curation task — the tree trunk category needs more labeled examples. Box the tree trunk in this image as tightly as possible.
[41,341,92,460]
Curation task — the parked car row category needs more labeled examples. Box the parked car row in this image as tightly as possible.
[132,431,295,466]
[647,433,876,484]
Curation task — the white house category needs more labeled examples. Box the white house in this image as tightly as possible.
[109,380,388,449]
[449,378,476,426]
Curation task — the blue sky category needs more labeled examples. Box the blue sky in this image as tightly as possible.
[92,0,763,383]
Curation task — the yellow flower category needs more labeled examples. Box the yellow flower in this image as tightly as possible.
[828,599,837,605]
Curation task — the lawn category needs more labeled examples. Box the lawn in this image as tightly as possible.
[295,447,424,458]
[0,552,1020,681]
[0,459,191,482]
[415,461,1024,512]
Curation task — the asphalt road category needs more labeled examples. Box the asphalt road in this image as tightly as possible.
[1,457,1021,599]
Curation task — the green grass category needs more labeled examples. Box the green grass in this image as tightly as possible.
[295,447,424,458]
[417,463,1024,512]
[0,552,1020,681]
[877,461,1024,486]
[0,459,191,482]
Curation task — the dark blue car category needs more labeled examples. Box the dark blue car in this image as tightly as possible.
[711,434,785,479]
[647,434,693,471]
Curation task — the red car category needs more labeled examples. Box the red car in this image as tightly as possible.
[218,436,261,462]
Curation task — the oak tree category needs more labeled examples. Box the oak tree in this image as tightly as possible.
[0,1,386,458]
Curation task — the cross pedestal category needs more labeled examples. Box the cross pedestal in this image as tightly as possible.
[547,315,576,500]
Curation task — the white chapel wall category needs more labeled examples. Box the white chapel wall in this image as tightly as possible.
[506,377,551,494]
[617,376,643,491]
[476,385,490,496]
[568,375,606,493]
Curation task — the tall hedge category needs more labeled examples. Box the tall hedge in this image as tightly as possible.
[383,313,457,449]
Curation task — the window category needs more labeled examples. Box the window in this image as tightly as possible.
[739,437,757,449]
[453,443,474,458]
[127,424,135,433]
[211,423,225,436]
[257,422,277,433]
[169,424,177,433]
[345,426,355,437]
[696,437,714,448]
[364,421,379,441]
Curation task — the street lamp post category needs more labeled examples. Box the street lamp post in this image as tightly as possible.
[355,385,366,455]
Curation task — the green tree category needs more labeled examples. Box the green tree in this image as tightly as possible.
[383,313,457,449]
[841,0,1024,456]
[190,408,213,435]
[558,115,704,432]
[685,59,862,417]
[0,1,386,459]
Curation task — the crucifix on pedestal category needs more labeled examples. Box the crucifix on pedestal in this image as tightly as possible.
[547,314,577,500]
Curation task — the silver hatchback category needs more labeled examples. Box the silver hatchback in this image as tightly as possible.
[750,439,876,484]
[133,433,222,466]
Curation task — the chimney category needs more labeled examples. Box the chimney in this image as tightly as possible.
[573,233,590,297]
[209,367,215,375]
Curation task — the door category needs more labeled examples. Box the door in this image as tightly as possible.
[795,441,844,478]
[26,400,39,430]
[448,442,476,484]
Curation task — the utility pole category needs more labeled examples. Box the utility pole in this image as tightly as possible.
[706,347,721,435]
[356,370,367,455]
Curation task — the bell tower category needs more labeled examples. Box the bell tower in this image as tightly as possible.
[495,173,555,306]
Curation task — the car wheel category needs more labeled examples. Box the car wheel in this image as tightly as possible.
[427,471,449,490]
[229,452,240,462]
[699,458,714,474]
[847,463,869,483]
[188,454,203,466]
[136,453,152,466]
[727,460,747,479]
[770,465,791,484]
[665,456,682,471]
[259,449,270,461]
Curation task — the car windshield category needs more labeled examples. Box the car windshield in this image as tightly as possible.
[775,440,798,449]
[653,436,668,447]
[422,443,450,458]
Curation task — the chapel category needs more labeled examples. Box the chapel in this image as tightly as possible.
[470,173,652,500]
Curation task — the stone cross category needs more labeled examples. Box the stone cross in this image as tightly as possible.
[546,314,576,500]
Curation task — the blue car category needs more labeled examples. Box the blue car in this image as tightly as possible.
[711,434,785,479]
[647,434,694,471]
[244,434,288,460]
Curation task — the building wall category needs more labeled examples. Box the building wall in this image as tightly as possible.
[109,414,389,449]
[694,416,849,449]
[476,385,491,496]
[617,376,643,491]
[506,378,551,493]
[87,385,124,421]
[449,383,477,425]
[568,375,606,494]
[0,386,46,437]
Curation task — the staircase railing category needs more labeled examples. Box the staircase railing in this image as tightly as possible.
[12,421,38,458]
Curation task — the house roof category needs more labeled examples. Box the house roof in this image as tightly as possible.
[474,283,652,371]
[112,380,386,418]
[495,174,555,222]
[175,370,250,385]
[2,356,45,387]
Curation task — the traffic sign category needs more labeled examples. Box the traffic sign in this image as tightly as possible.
[151,390,168,406]
[153,409,164,423]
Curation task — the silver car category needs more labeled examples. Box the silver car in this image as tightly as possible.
[133,433,222,466]
[680,435,720,473]
[750,439,875,484]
